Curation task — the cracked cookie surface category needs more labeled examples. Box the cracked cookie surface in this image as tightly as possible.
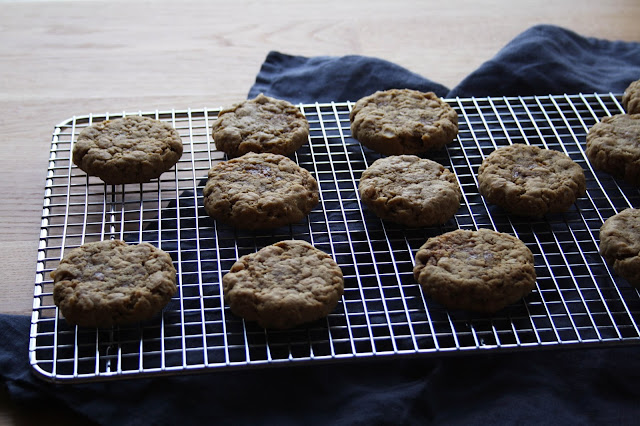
[51,239,177,327]
[413,229,536,313]
[599,208,640,287]
[212,93,309,158]
[203,152,319,229]
[222,240,344,329]
[73,116,183,184]
[358,155,461,227]
[349,89,458,155]
[586,113,640,186]
[478,144,586,217]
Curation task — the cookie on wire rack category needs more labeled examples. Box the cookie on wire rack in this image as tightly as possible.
[72,115,183,185]
[478,144,586,217]
[622,79,640,114]
[599,208,640,288]
[203,152,319,230]
[586,113,640,186]
[358,155,461,227]
[51,239,177,328]
[222,240,344,329]
[349,88,459,155]
[211,93,309,158]
[413,228,537,314]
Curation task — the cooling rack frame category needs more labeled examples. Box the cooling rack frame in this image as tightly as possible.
[30,94,640,383]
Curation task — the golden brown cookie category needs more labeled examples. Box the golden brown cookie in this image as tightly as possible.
[622,79,640,114]
[222,240,344,329]
[586,113,640,186]
[349,89,458,155]
[478,144,586,217]
[413,229,536,313]
[358,155,461,227]
[599,208,640,287]
[203,152,319,229]
[73,116,183,185]
[211,94,309,158]
[51,240,177,328]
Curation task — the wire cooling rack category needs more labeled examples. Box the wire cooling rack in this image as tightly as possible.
[30,94,640,383]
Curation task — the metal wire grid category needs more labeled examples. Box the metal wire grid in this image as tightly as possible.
[30,94,640,383]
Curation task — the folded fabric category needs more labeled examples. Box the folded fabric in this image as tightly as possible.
[449,24,640,97]
[2,24,640,425]
[249,53,449,103]
[249,24,640,104]
[3,313,640,425]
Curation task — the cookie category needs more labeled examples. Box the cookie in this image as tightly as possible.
[413,229,536,313]
[478,144,586,217]
[211,93,309,158]
[73,115,183,185]
[599,208,640,287]
[349,89,458,155]
[203,152,319,229]
[586,113,640,186]
[222,240,344,329]
[622,79,640,114]
[358,155,461,227]
[51,239,177,328]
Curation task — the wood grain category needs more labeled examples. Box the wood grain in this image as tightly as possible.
[0,0,637,421]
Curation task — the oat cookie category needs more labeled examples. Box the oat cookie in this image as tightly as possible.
[599,208,640,287]
[622,79,640,114]
[73,116,183,185]
[586,113,640,186]
[358,155,461,227]
[203,152,319,229]
[413,229,536,313]
[211,94,309,158]
[51,239,177,327]
[349,89,458,155]
[478,144,586,217]
[222,240,344,329]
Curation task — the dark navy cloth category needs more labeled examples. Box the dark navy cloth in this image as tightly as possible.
[248,52,449,103]
[3,313,639,425]
[2,25,640,425]
[449,24,640,98]
[249,24,640,103]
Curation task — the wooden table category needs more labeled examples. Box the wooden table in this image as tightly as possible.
[0,0,638,423]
